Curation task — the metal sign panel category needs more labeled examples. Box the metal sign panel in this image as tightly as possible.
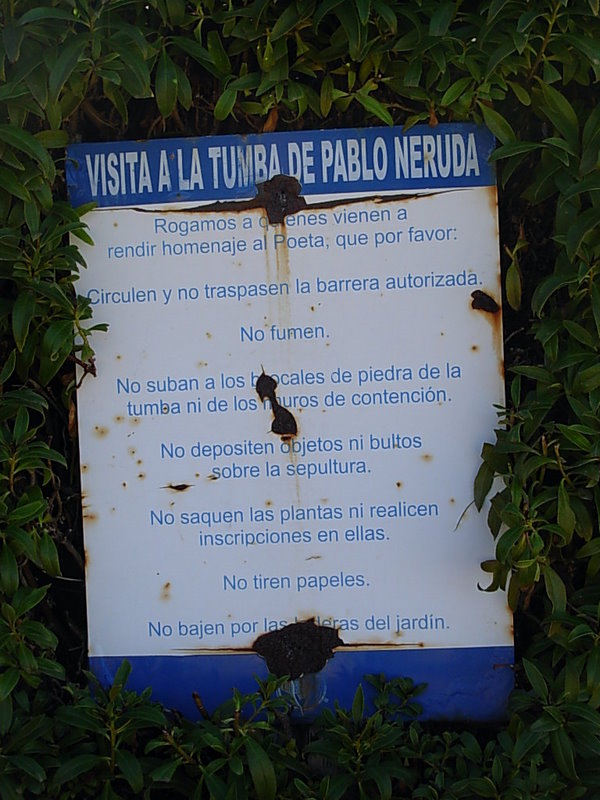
[68,124,513,719]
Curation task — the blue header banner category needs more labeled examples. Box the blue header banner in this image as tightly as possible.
[67,124,496,208]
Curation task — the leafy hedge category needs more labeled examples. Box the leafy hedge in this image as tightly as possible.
[0,0,599,797]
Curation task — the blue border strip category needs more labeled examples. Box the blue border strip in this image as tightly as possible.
[90,646,513,721]
[67,124,496,207]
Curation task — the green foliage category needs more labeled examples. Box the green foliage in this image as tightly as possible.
[0,0,599,796]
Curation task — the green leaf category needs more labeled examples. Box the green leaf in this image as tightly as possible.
[174,64,192,110]
[155,49,178,118]
[320,74,334,117]
[354,92,392,125]
[441,77,472,107]
[35,129,69,149]
[543,565,566,614]
[507,80,530,106]
[354,0,371,25]
[18,7,77,23]
[245,737,276,800]
[429,2,454,36]
[575,363,600,393]
[39,319,74,384]
[474,461,494,510]
[522,658,548,701]
[214,88,237,120]
[271,4,300,39]
[48,36,89,101]
[505,261,521,310]
[0,166,31,200]
[549,728,578,780]
[336,4,362,60]
[314,0,345,31]
[0,350,16,383]
[11,290,36,352]
[12,585,48,616]
[488,141,542,162]
[538,82,579,149]
[0,543,19,595]
[556,481,576,541]
[0,124,54,179]
[479,103,515,145]
[207,30,231,76]
[531,272,575,316]
[351,683,364,724]
[566,207,599,259]
[116,750,143,794]
[53,754,106,786]
[0,668,19,701]
[151,760,180,782]
[39,532,60,576]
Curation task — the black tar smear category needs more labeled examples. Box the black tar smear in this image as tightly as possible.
[253,618,343,679]
[256,369,298,441]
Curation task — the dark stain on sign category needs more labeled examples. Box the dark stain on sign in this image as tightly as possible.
[253,618,342,679]
[256,368,297,441]
[471,290,500,314]
[254,175,307,223]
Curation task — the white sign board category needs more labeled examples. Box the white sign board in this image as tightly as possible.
[68,125,513,719]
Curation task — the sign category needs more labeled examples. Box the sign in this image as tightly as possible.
[68,124,513,719]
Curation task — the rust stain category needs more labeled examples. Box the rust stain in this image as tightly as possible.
[122,481,127,488]
[114,415,125,423]
[94,425,109,437]
[207,474,219,481]
[128,447,136,456]
[396,481,402,488]
[81,464,89,473]
[83,512,98,522]
[161,581,171,601]
[161,483,193,492]
[116,354,122,360]
[265,499,273,507]
[131,417,141,425]
[137,459,143,465]
[421,453,433,461]
[450,497,456,504]
[206,332,212,339]
[471,344,479,352]
[275,219,291,288]
[138,472,146,479]
[84,549,89,568]
[486,184,499,222]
